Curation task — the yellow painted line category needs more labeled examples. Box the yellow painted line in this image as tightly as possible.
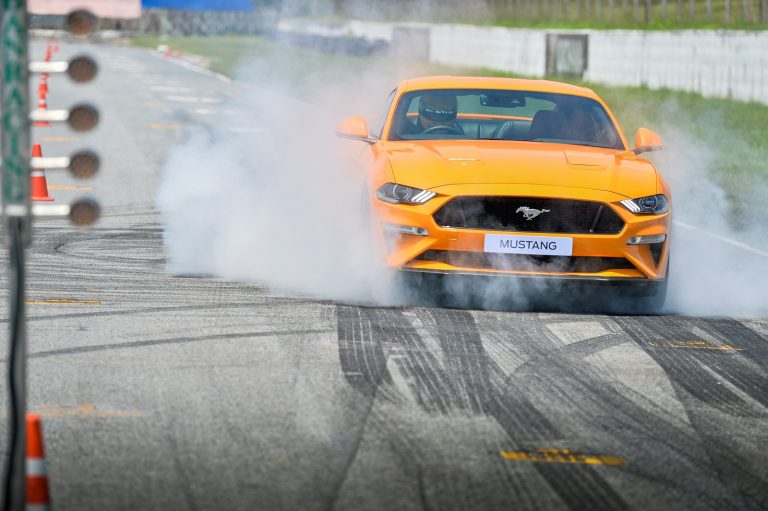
[40,136,79,143]
[48,185,94,191]
[35,404,143,418]
[26,298,102,305]
[500,448,626,466]
[649,340,744,351]
[149,123,184,130]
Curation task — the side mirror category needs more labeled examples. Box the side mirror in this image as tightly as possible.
[634,128,662,155]
[336,116,374,143]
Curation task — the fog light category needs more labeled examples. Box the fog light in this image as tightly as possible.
[627,234,666,245]
[382,223,428,236]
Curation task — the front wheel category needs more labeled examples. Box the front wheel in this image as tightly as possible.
[631,279,668,314]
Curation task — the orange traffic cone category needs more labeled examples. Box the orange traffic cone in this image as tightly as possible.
[26,413,52,511]
[31,144,54,202]
[34,94,51,128]
[44,43,51,62]
[38,78,48,98]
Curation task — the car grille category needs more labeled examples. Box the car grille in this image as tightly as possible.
[433,197,624,234]
[416,250,635,273]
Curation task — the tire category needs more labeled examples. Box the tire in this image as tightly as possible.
[632,278,668,314]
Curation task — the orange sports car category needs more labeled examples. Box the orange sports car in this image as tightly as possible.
[337,76,671,311]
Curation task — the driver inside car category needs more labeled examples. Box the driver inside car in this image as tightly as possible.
[399,94,465,136]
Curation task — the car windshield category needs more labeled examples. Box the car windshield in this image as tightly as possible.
[388,89,624,150]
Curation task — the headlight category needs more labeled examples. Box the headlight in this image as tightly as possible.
[376,183,436,205]
[620,194,669,215]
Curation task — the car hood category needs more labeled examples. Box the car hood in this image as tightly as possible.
[384,141,657,199]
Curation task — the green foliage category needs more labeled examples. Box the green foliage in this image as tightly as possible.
[487,0,768,29]
[324,0,768,29]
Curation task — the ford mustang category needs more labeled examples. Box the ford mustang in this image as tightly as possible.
[337,76,671,312]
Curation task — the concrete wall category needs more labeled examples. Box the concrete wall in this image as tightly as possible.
[587,30,768,103]
[278,18,768,104]
[429,24,547,77]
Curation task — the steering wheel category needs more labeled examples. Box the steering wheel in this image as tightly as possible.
[422,125,462,135]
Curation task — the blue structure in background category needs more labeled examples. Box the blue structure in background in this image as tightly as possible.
[142,0,253,11]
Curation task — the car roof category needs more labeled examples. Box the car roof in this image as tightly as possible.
[398,76,599,100]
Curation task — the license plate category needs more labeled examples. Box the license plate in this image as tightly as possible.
[484,234,573,256]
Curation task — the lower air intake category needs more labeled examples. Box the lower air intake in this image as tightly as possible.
[416,250,635,273]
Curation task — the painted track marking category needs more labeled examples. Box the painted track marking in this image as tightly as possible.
[36,404,142,418]
[27,298,102,305]
[674,220,768,258]
[149,123,185,130]
[649,340,744,351]
[48,185,94,191]
[40,136,79,142]
[501,448,626,465]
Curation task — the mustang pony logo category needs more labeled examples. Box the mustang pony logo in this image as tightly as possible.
[516,206,551,221]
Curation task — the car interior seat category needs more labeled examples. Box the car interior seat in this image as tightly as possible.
[492,120,529,140]
[529,110,562,140]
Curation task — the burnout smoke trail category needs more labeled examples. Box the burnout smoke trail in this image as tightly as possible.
[157,49,414,304]
[651,117,768,317]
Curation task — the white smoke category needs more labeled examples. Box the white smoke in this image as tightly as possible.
[649,109,768,317]
[157,50,409,303]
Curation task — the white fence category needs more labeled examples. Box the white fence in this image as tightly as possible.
[278,19,768,104]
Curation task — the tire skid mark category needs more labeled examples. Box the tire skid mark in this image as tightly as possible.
[336,305,392,397]
[483,314,749,508]
[415,309,558,510]
[420,309,629,511]
[697,318,768,409]
[336,306,549,510]
[333,306,767,509]
[535,463,627,511]
[615,316,767,417]
[416,308,489,414]
[511,333,626,377]
[329,306,395,511]
[53,231,165,266]
[523,351,745,509]
[613,316,768,509]
[373,307,460,413]
[420,309,559,439]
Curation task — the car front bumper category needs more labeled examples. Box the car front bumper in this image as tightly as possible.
[372,185,671,282]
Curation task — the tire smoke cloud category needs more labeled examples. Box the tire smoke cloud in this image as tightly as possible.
[648,111,768,317]
[157,49,413,304]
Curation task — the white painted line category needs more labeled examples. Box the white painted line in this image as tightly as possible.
[106,65,145,72]
[228,127,269,134]
[193,108,218,115]
[674,220,768,258]
[150,85,195,93]
[166,95,222,104]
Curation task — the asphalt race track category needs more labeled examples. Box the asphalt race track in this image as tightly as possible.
[0,40,767,510]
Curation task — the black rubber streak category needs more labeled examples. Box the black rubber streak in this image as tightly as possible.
[14,329,329,359]
[336,305,631,510]
[614,315,768,509]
